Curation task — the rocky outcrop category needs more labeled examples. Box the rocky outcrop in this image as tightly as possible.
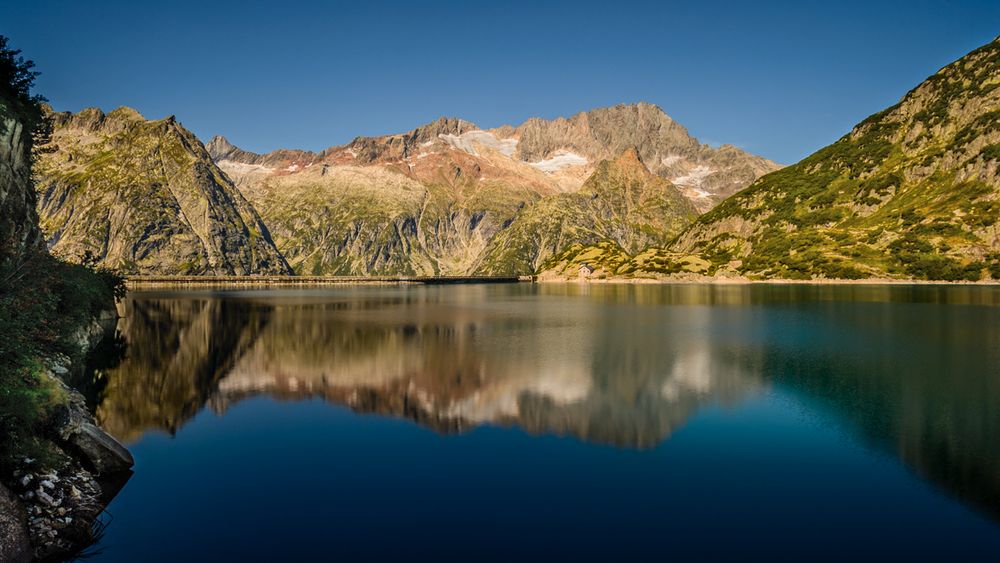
[0,113,43,270]
[0,309,134,561]
[33,107,291,275]
[674,36,1000,281]
[60,420,134,475]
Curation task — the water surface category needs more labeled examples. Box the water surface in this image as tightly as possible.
[82,283,1000,561]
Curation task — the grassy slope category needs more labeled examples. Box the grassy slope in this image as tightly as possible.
[671,37,1000,281]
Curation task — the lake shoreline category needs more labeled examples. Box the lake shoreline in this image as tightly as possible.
[535,274,1000,286]
[125,275,1000,288]
[126,275,528,289]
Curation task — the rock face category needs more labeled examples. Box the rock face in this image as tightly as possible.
[211,103,771,276]
[674,37,1000,281]
[33,107,291,275]
[0,112,44,270]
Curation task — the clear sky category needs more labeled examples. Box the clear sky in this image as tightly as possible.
[3,0,998,164]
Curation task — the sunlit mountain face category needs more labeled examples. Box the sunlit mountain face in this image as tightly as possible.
[81,284,1000,524]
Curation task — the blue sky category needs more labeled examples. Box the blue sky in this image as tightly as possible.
[3,0,998,164]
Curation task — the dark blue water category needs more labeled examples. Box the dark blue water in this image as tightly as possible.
[83,283,1000,561]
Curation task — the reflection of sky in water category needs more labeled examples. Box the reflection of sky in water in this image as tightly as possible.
[85,283,1000,561]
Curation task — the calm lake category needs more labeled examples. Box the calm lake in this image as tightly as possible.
[79,283,1000,561]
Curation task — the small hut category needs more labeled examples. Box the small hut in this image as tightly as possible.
[578,263,594,277]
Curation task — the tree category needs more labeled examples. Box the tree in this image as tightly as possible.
[0,35,49,148]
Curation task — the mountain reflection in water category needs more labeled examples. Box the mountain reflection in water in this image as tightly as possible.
[86,283,1000,521]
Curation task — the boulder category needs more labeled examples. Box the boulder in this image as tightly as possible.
[65,422,134,475]
[43,369,134,475]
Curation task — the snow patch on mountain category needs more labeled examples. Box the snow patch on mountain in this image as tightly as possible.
[528,151,588,173]
[217,160,274,175]
[439,131,518,157]
[672,165,713,187]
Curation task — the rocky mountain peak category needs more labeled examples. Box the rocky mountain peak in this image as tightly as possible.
[45,105,148,135]
[105,106,145,122]
[206,135,239,161]
[47,106,105,132]
[411,116,477,140]
[514,102,697,164]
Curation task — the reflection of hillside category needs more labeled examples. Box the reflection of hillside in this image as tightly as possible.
[754,301,1000,520]
[95,297,265,442]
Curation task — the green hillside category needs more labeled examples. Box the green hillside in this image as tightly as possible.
[672,37,1000,281]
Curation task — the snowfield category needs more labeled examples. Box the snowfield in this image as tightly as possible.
[217,160,274,175]
[671,165,713,187]
[439,130,518,157]
[528,151,588,172]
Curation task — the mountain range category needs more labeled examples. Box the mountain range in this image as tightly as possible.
[29,37,1000,281]
[32,102,776,276]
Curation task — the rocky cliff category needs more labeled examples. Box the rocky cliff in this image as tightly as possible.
[0,96,43,272]
[673,37,1000,280]
[33,107,291,275]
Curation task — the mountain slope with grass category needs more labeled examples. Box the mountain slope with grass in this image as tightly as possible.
[33,107,290,275]
[671,37,1000,281]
